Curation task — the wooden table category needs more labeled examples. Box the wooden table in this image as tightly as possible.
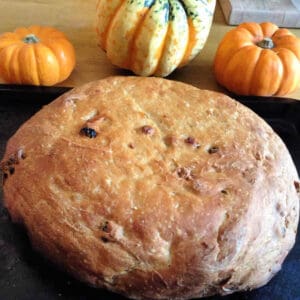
[0,0,300,99]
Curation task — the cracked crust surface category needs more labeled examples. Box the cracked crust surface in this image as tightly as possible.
[1,76,299,299]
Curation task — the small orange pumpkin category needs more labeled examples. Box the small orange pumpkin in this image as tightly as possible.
[213,22,300,96]
[0,25,76,86]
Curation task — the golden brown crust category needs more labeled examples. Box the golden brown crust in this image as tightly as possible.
[1,76,299,299]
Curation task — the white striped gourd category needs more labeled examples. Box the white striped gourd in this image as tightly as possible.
[96,0,216,76]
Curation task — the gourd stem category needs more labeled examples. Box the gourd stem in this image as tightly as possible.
[257,37,274,49]
[23,34,40,44]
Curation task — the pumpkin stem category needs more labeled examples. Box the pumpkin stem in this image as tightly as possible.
[257,37,274,49]
[23,34,40,44]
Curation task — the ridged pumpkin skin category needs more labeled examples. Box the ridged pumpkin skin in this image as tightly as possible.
[213,22,300,96]
[0,26,76,86]
[96,0,216,77]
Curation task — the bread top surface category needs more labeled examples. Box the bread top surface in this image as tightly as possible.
[1,76,299,299]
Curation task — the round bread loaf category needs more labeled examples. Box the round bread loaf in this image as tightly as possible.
[1,76,299,299]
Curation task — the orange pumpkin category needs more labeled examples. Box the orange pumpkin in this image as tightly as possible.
[0,25,76,86]
[213,22,300,96]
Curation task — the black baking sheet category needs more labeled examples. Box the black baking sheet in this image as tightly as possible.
[0,85,299,300]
